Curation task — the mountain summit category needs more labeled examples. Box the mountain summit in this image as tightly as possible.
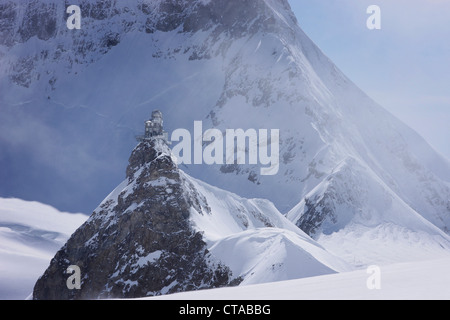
[2,0,450,269]
[32,138,240,299]
[0,0,300,213]
[33,132,348,299]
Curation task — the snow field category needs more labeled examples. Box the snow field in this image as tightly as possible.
[145,258,450,300]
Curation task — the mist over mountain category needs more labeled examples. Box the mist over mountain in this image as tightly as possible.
[1,0,450,276]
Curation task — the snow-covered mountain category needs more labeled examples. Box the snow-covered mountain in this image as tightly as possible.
[286,157,450,266]
[33,138,349,299]
[2,0,449,233]
[0,197,87,300]
[187,174,351,285]
[1,0,450,299]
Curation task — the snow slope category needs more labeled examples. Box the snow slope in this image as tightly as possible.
[145,258,450,300]
[187,174,307,242]
[0,198,87,300]
[286,157,450,267]
[185,173,351,284]
[208,228,349,285]
[72,140,351,294]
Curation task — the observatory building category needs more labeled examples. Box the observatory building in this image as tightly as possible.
[136,110,170,144]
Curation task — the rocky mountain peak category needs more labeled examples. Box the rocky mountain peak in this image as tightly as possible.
[32,138,239,299]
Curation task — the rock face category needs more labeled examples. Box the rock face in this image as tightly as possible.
[0,0,291,87]
[32,139,239,299]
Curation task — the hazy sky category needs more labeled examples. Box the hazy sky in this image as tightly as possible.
[289,0,450,159]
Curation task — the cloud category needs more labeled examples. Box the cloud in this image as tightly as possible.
[289,0,450,159]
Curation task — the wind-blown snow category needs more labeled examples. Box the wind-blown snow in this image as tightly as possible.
[2,0,449,233]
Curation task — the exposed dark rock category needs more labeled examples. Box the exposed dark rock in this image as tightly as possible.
[17,2,57,42]
[0,2,17,46]
[296,196,336,238]
[33,139,239,299]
